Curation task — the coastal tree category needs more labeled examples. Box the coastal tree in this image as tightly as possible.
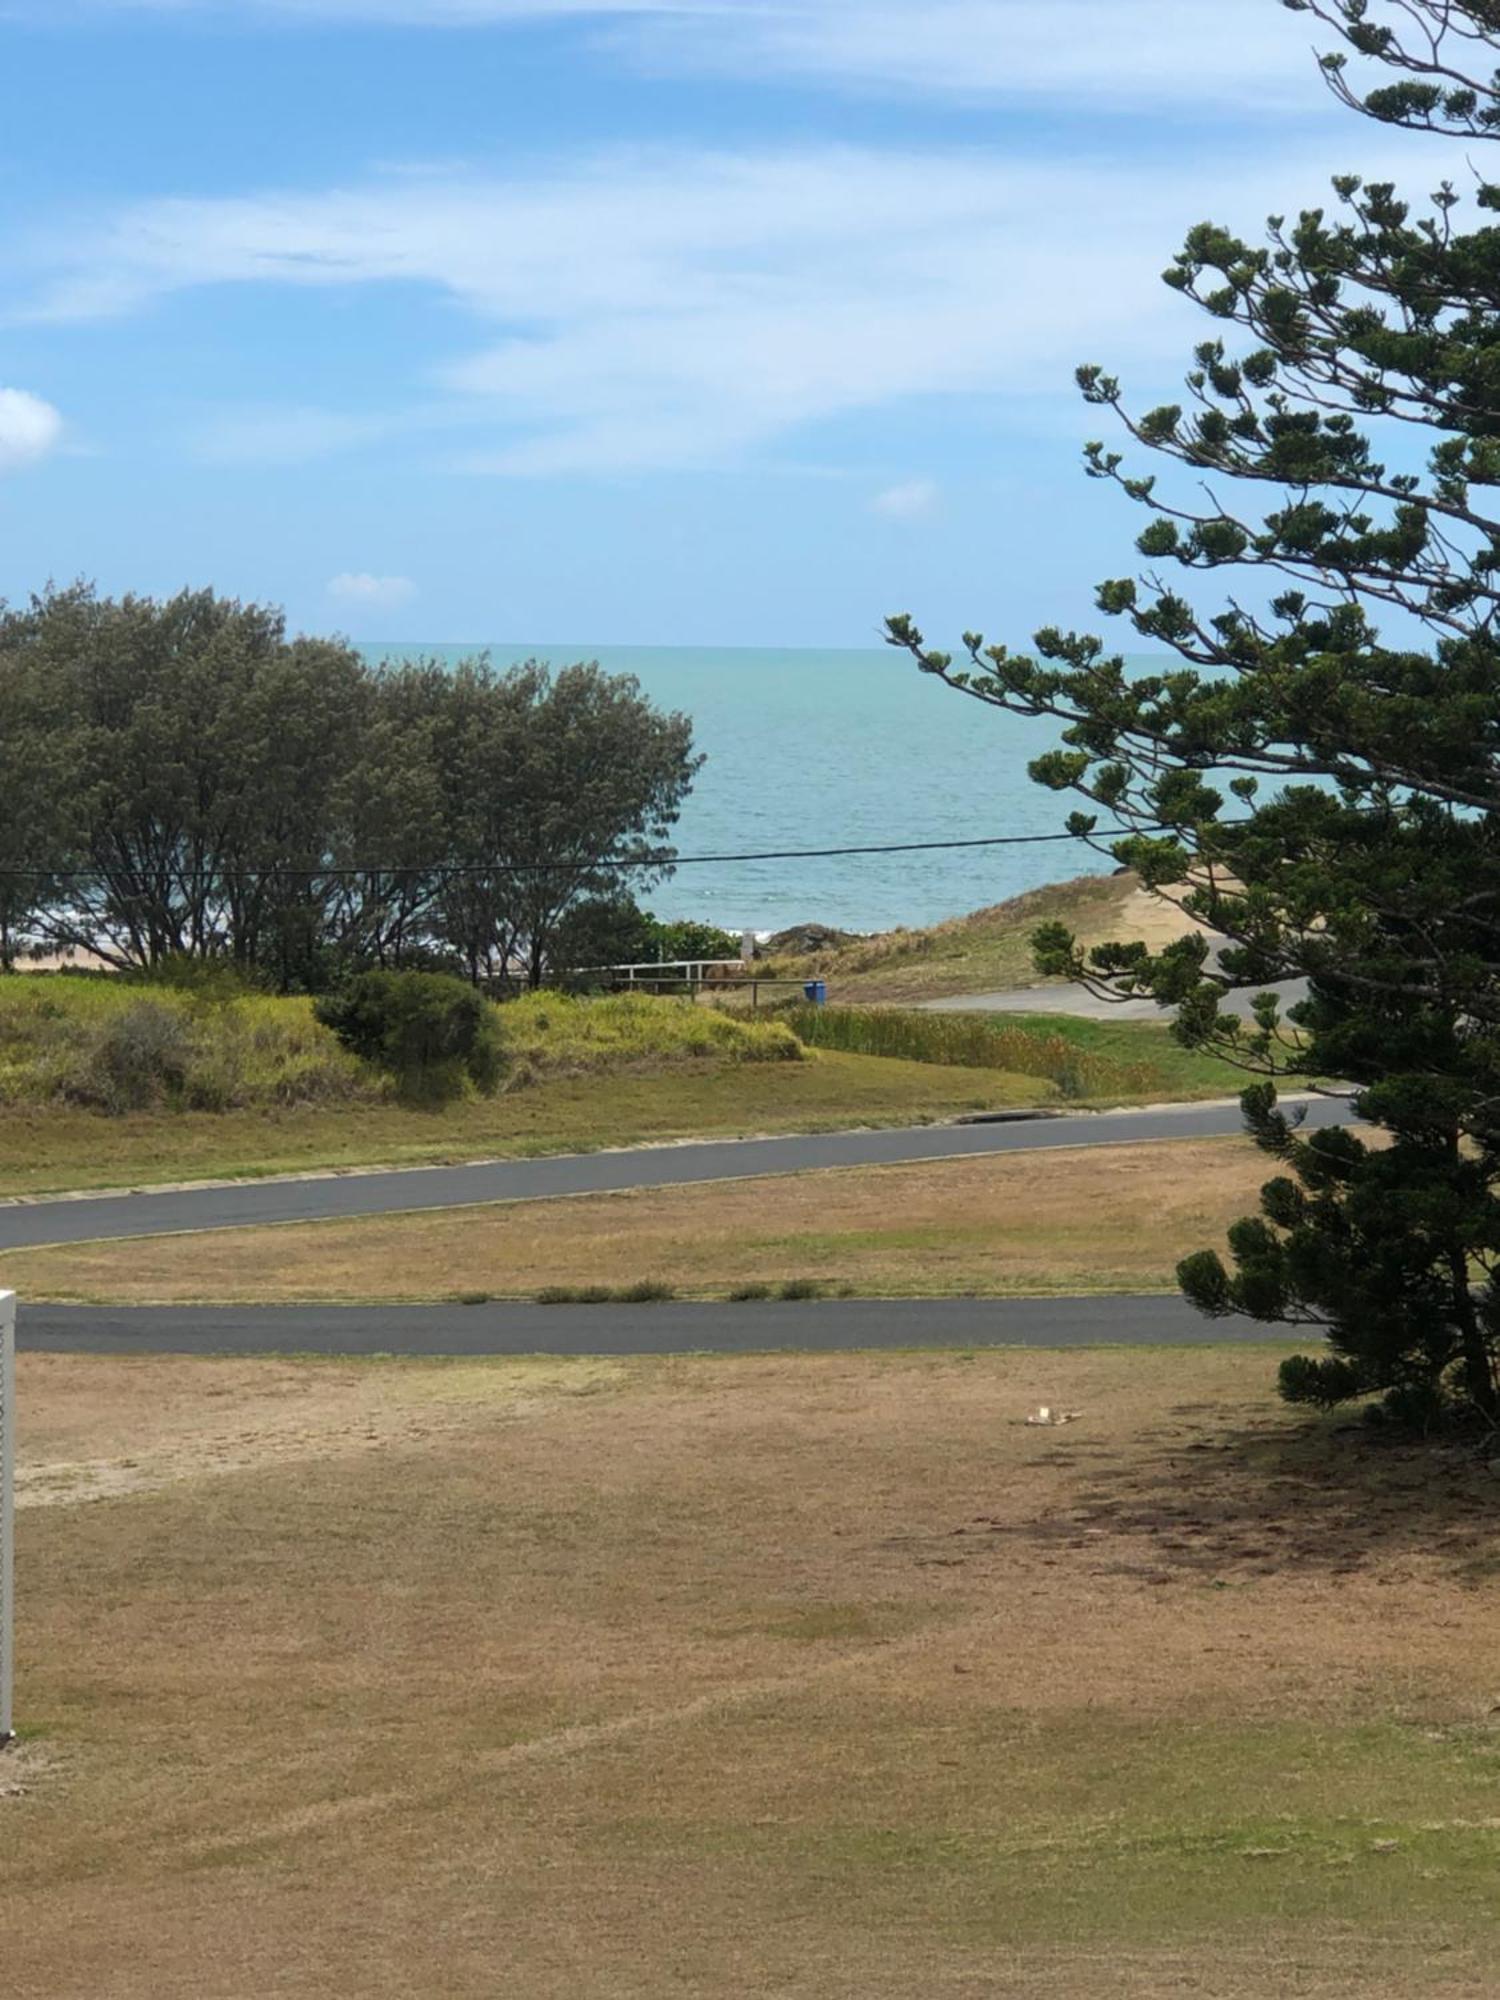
[431,661,701,988]
[889,0,1500,1425]
[0,586,365,978]
[0,588,701,993]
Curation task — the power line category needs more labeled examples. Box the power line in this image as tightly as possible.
[0,824,1133,884]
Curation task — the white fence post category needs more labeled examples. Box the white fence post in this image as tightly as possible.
[0,1290,14,1745]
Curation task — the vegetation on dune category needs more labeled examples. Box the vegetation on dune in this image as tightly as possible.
[891,0,1500,1427]
[0,975,801,1116]
[315,970,508,1105]
[0,978,367,1114]
[759,872,1144,1003]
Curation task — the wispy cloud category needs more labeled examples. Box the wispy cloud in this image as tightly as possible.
[327,570,416,607]
[0,388,63,471]
[13,146,1233,474]
[622,0,1323,109]
[17,0,1326,109]
[16,127,1434,478]
[870,479,939,520]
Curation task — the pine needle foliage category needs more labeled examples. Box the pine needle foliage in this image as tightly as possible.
[890,1,1500,1424]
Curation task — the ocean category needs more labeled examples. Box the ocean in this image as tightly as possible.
[369,642,1111,937]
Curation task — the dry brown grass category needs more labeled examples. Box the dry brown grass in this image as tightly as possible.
[6,1346,1500,1997]
[1,1136,1272,1304]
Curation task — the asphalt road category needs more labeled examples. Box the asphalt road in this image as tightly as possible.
[17,1293,1284,1358]
[0,1094,1355,1250]
[921,978,1311,1023]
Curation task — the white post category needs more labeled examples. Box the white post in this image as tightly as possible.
[0,1290,13,1744]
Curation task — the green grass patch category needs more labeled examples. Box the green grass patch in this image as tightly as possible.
[0,1048,1039,1199]
[786,1003,1241,1102]
[535,1280,677,1305]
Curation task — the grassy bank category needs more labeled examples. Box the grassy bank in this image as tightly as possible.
[0,1049,1045,1199]
[0,978,800,1114]
[9,1345,1497,1998]
[0,1136,1267,1302]
[0,961,1246,1196]
[784,1004,1241,1101]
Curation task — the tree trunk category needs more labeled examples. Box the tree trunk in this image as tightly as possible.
[1449,1246,1499,1420]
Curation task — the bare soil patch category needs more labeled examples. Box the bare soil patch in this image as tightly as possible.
[5,1346,1499,1997]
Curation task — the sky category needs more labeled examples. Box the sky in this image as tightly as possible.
[0,0,1448,646]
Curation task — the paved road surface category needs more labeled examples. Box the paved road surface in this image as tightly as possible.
[0,1095,1354,1250]
[921,978,1311,1023]
[18,1294,1285,1358]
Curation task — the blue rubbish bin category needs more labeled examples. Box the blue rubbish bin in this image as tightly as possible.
[803,980,828,1006]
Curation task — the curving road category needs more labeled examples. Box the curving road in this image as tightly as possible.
[0,1094,1355,1251]
[15,1294,1287,1358]
[920,978,1311,1024]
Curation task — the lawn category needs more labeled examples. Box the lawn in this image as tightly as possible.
[0,1136,1270,1303]
[0,1049,1045,1199]
[7,1345,1498,1997]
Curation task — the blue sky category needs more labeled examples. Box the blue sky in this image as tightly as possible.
[0,0,1436,645]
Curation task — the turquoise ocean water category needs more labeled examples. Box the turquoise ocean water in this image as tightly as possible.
[370,643,1097,936]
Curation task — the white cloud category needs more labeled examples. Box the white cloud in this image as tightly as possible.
[0,388,63,471]
[871,478,939,520]
[327,570,417,607]
[12,147,1231,472]
[623,0,1324,109]
[20,0,1328,108]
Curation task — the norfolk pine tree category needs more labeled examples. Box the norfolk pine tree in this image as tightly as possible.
[890,0,1500,1426]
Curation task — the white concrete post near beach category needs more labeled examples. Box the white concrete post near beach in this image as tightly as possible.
[0,1290,13,1744]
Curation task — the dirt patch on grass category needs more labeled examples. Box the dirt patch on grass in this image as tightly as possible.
[14,1352,628,1507]
[7,1346,1500,1997]
[1,1135,1272,1304]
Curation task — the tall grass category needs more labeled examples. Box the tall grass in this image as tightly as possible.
[0,976,803,1116]
[782,1004,1155,1100]
[501,990,802,1077]
[0,980,371,1113]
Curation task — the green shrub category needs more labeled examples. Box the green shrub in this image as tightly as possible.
[777,1278,824,1300]
[616,1279,675,1303]
[69,1000,198,1113]
[315,970,506,1104]
[728,1282,772,1301]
